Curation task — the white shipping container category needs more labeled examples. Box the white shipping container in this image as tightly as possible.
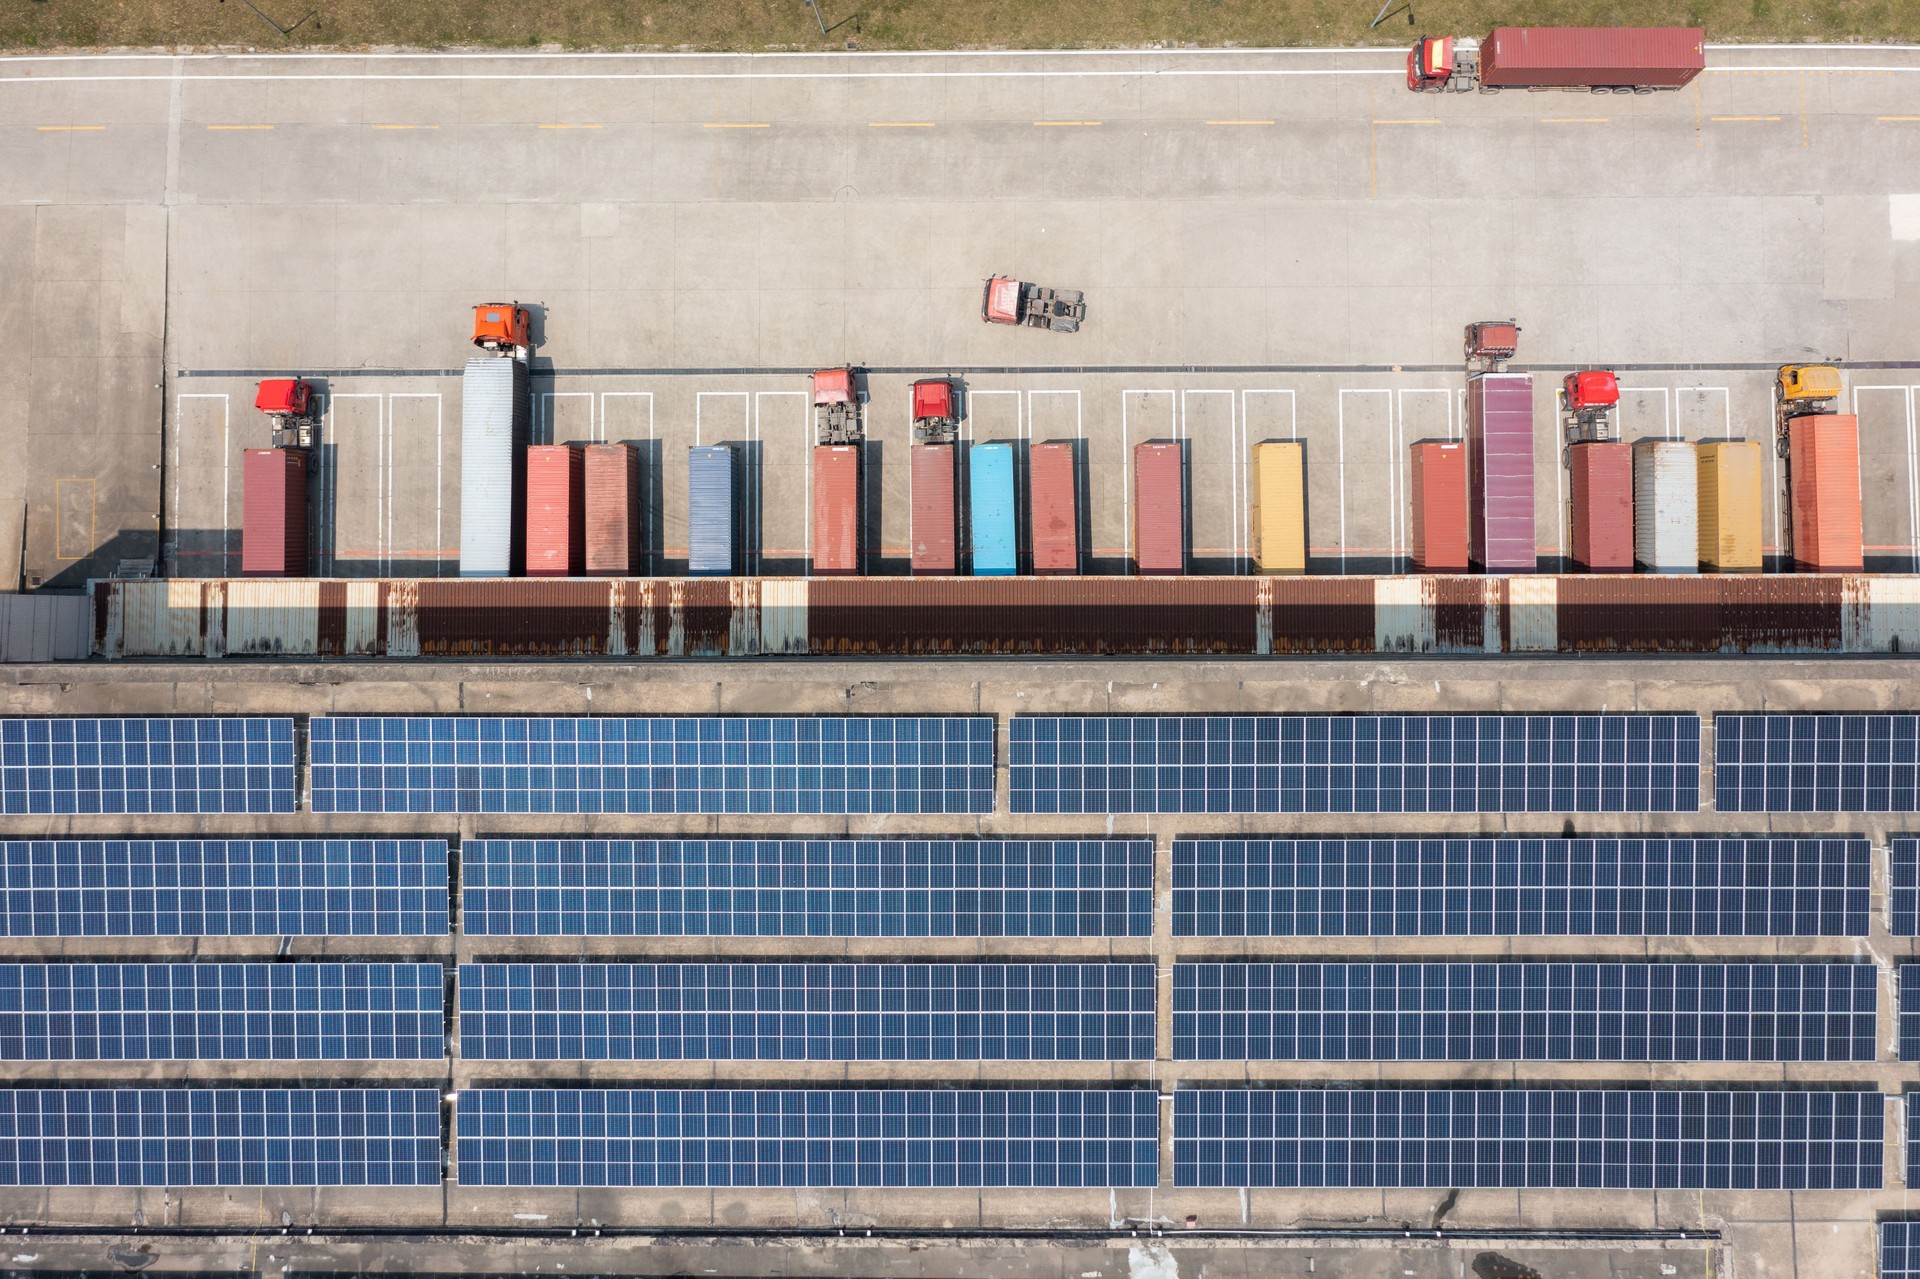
[459,357,530,577]
[1632,440,1698,573]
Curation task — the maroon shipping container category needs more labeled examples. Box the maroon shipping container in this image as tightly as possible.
[1133,442,1185,575]
[583,443,642,575]
[1467,373,1537,573]
[240,448,307,577]
[1569,441,1633,572]
[1030,442,1080,574]
[910,444,957,575]
[1409,441,1469,571]
[812,444,861,575]
[1480,27,1705,89]
[525,445,584,578]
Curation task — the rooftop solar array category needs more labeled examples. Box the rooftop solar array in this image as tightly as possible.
[1885,1222,1920,1279]
[1912,1096,1920,1190]
[458,963,1154,1062]
[1011,715,1700,814]
[1173,963,1877,1063]
[455,1089,1159,1187]
[0,718,294,815]
[1173,1089,1882,1190]
[1716,713,1920,811]
[1901,966,1919,1063]
[309,717,994,814]
[1173,838,1869,937]
[460,839,1152,937]
[0,1088,442,1186]
[1896,839,1919,936]
[0,964,445,1062]
[0,839,451,937]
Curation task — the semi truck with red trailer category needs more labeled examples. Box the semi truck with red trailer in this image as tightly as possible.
[1409,27,1704,93]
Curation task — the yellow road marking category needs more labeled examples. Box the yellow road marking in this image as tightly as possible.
[1541,117,1609,123]
[1878,116,1920,122]
[868,121,935,128]
[1709,115,1782,121]
[1206,119,1275,126]
[703,122,770,129]
[1034,120,1102,127]
[206,124,274,131]
[371,123,439,130]
[1373,118,1440,125]
[37,125,105,132]
[539,123,605,129]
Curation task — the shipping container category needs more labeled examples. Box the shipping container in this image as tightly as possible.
[1632,440,1698,573]
[910,443,958,575]
[240,448,308,578]
[1696,441,1764,572]
[1409,441,1469,571]
[1480,26,1705,89]
[969,443,1017,576]
[0,592,89,662]
[1134,442,1185,575]
[1250,441,1306,575]
[525,445,585,578]
[1568,441,1633,572]
[687,445,738,576]
[812,445,861,576]
[459,357,530,578]
[583,443,642,575]
[1788,414,1864,571]
[1029,442,1080,575]
[1466,374,1536,572]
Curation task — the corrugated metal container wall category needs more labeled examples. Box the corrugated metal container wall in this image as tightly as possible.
[1466,374,1536,572]
[910,444,957,575]
[583,443,642,575]
[1696,441,1764,572]
[1028,443,1079,575]
[1251,442,1306,575]
[1788,415,1864,571]
[1632,440,1699,573]
[1134,442,1185,575]
[0,592,89,662]
[240,448,307,577]
[1480,26,1705,88]
[969,442,1017,577]
[459,356,529,577]
[687,445,737,576]
[1409,442,1469,571]
[1568,441,1633,572]
[525,445,585,578]
[811,445,861,576]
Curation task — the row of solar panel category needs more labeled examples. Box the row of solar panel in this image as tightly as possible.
[0,1088,1896,1188]
[4,838,1914,938]
[1886,1223,1920,1279]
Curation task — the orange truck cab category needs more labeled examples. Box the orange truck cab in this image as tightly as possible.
[472,303,531,353]
[1408,36,1454,90]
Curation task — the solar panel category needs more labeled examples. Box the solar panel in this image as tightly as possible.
[0,718,295,815]
[0,1088,442,1186]
[1173,838,1869,937]
[1716,713,1920,811]
[1173,963,1877,1062]
[1886,1222,1920,1279]
[1895,839,1919,936]
[1173,1089,1882,1190]
[1911,1096,1920,1191]
[310,717,994,815]
[459,839,1152,937]
[0,964,445,1061]
[0,839,451,937]
[459,963,1154,1062]
[455,1089,1158,1188]
[1011,715,1700,814]
[1901,966,1919,1062]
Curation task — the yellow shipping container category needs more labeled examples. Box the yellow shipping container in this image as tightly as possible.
[1696,440,1764,572]
[1251,441,1306,574]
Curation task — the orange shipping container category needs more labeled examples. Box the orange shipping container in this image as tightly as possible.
[812,444,861,575]
[525,445,584,578]
[1133,442,1185,575]
[1787,414,1863,571]
[1029,442,1080,574]
[582,443,642,575]
[1569,441,1633,572]
[1409,442,1469,571]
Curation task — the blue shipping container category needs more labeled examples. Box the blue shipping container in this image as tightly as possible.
[687,445,736,575]
[970,442,1017,576]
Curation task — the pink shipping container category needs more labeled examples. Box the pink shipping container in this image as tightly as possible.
[582,443,642,575]
[1030,442,1080,574]
[910,444,957,575]
[525,445,584,578]
[1569,441,1634,572]
[1133,442,1185,575]
[1788,414,1864,571]
[240,448,307,577]
[1467,373,1537,573]
[1409,442,1469,571]
[1480,26,1705,89]
[813,444,861,576]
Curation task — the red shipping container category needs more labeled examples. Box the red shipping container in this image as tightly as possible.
[1480,26,1704,89]
[1569,441,1633,572]
[813,444,861,575]
[910,444,957,575]
[1030,442,1080,574]
[583,443,641,575]
[525,445,584,577]
[240,448,307,577]
[1133,442,1184,575]
[1788,414,1864,571]
[1409,441,1468,571]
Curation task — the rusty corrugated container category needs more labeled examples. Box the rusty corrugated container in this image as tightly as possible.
[1696,441,1764,572]
[1632,440,1698,574]
[583,443,642,576]
[240,448,307,578]
[1480,26,1705,89]
[1555,575,1846,653]
[1264,577,1376,652]
[910,444,957,575]
[812,445,861,576]
[1133,442,1185,575]
[525,445,584,578]
[1251,442,1306,575]
[1568,441,1633,572]
[412,580,614,655]
[1029,443,1080,575]
[1410,441,1469,571]
[1466,374,1536,573]
[1788,414,1864,572]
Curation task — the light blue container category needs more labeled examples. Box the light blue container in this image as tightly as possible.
[687,445,736,576]
[970,442,1017,576]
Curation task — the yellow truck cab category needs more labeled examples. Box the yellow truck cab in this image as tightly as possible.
[1778,364,1841,404]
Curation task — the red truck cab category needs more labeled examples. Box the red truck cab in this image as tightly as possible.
[1408,37,1453,90]
[254,378,312,418]
[1563,370,1620,412]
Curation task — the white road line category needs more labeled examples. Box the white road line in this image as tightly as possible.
[1676,385,1732,439]
[599,390,654,447]
[389,392,444,575]
[537,390,594,446]
[1854,385,1919,566]
[5,42,1916,59]
[1337,388,1392,571]
[755,390,807,576]
[1121,390,1176,561]
[1181,389,1237,570]
[1027,388,1082,444]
